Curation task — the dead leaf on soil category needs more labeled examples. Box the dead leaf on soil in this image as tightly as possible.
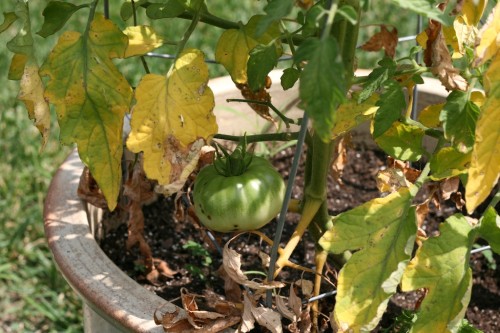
[294,279,314,298]
[223,236,286,291]
[216,265,243,303]
[240,292,283,333]
[360,25,398,58]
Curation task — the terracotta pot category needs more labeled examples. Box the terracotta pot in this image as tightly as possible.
[43,71,448,332]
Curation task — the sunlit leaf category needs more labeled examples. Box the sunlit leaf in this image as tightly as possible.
[462,0,487,26]
[18,64,51,149]
[401,214,477,333]
[452,16,477,58]
[475,3,500,65]
[465,55,500,213]
[123,25,164,58]
[215,15,281,84]
[41,14,133,210]
[126,49,218,194]
[440,90,480,153]
[389,0,455,25]
[478,207,500,254]
[319,188,417,332]
[372,80,406,138]
[0,11,17,33]
[332,93,378,139]
[375,122,425,162]
[418,103,443,128]
[430,147,472,180]
[295,36,346,142]
[37,1,86,38]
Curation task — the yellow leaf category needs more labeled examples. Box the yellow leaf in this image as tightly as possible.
[401,214,475,333]
[418,103,443,128]
[466,54,500,213]
[416,30,428,49]
[319,188,417,332]
[127,49,218,194]
[215,15,281,83]
[462,0,487,26]
[123,25,164,58]
[475,3,500,65]
[448,16,477,58]
[332,93,378,139]
[8,53,27,80]
[41,14,133,210]
[18,63,50,149]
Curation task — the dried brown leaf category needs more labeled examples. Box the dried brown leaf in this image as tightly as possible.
[289,284,302,318]
[416,200,430,229]
[236,77,277,126]
[331,135,350,183]
[440,177,460,200]
[223,241,285,290]
[294,279,314,298]
[275,295,297,321]
[451,192,466,210]
[77,167,108,209]
[377,168,409,193]
[240,293,257,332]
[216,265,242,302]
[360,25,398,58]
[252,304,283,333]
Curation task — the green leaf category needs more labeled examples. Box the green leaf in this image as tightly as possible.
[146,0,187,19]
[256,0,294,37]
[359,58,396,103]
[389,0,455,25]
[37,1,86,38]
[375,122,425,161]
[6,2,34,56]
[120,0,149,21]
[296,36,345,142]
[478,207,500,254]
[280,67,300,90]
[440,90,480,153]
[40,14,133,210]
[247,43,278,92]
[337,5,358,25]
[302,3,323,37]
[373,80,406,138]
[430,147,472,180]
[0,12,17,33]
[319,188,417,332]
[401,214,477,333]
[332,93,378,138]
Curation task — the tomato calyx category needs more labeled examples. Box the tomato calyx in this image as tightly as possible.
[213,138,253,177]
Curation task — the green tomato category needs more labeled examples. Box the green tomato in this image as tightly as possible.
[193,156,286,233]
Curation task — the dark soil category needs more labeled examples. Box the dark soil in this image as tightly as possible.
[100,143,500,333]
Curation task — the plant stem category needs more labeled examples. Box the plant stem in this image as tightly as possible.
[131,0,150,74]
[176,3,203,58]
[214,132,299,143]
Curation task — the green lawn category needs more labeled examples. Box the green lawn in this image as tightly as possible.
[0,1,416,331]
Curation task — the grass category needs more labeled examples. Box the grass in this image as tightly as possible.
[0,1,418,331]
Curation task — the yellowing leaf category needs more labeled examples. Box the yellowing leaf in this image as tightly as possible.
[123,25,164,58]
[462,0,487,26]
[8,53,27,80]
[418,103,443,128]
[374,122,425,162]
[319,188,417,332]
[126,49,218,193]
[215,15,281,83]
[452,16,477,58]
[416,30,428,49]
[466,55,500,213]
[332,93,378,138]
[18,64,50,149]
[41,14,133,210]
[430,147,472,180]
[475,3,500,65]
[401,214,476,333]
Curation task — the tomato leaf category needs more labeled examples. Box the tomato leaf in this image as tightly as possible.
[462,0,487,26]
[215,15,282,84]
[41,14,133,210]
[280,67,300,90]
[401,214,477,332]
[475,3,500,65]
[478,207,500,254]
[126,49,217,195]
[332,93,378,139]
[430,147,472,180]
[319,188,417,332]
[146,0,190,19]
[123,25,164,58]
[360,25,398,58]
[358,58,396,103]
[375,122,425,162]
[256,0,294,37]
[465,55,500,213]
[337,5,358,25]
[418,103,443,128]
[389,0,455,25]
[120,0,149,21]
[372,80,406,138]
[440,90,480,153]
[37,1,86,38]
[0,11,17,33]
[295,36,346,142]
[247,43,278,92]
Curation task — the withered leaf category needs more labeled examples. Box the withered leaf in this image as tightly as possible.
[360,25,398,58]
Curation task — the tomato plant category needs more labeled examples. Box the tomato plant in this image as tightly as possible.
[2,0,500,332]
